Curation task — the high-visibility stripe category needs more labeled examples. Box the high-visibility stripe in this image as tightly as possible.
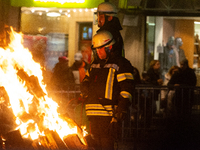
[104,64,119,71]
[85,70,89,77]
[121,91,132,102]
[105,68,115,100]
[86,110,113,116]
[117,73,134,82]
[86,104,113,111]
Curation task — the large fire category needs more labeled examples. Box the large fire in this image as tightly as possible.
[0,28,85,145]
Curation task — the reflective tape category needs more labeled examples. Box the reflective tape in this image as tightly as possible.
[117,73,134,82]
[86,104,113,110]
[121,91,132,102]
[104,64,119,71]
[105,68,115,100]
[86,110,113,116]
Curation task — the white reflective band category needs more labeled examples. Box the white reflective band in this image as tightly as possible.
[117,73,134,82]
[85,70,89,77]
[104,64,119,71]
[121,91,132,102]
[86,110,113,116]
[91,63,100,68]
[105,68,115,100]
[86,104,112,110]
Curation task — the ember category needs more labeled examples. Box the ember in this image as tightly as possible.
[0,27,89,149]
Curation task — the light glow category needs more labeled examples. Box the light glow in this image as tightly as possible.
[34,0,85,4]
[47,12,61,17]
[0,27,87,145]
[195,21,200,25]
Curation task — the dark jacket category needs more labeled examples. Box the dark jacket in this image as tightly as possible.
[51,62,75,90]
[167,67,197,115]
[97,17,124,56]
[146,67,162,101]
[81,54,134,117]
[146,68,161,86]
[168,67,197,87]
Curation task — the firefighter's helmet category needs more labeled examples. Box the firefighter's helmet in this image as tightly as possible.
[97,2,117,17]
[91,31,115,49]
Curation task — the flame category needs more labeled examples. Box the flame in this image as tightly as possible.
[0,28,83,143]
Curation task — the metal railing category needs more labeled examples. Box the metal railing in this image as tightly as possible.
[121,85,200,142]
[48,84,200,143]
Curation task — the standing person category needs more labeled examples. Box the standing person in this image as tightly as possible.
[50,56,75,90]
[160,66,179,115]
[147,60,163,114]
[81,31,134,150]
[147,60,163,86]
[70,52,90,85]
[168,59,197,119]
[95,2,124,57]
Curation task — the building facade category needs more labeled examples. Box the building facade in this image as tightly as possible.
[1,0,200,85]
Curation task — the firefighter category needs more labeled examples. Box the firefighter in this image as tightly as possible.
[95,2,124,57]
[81,31,134,150]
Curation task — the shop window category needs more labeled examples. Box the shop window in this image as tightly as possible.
[145,16,200,79]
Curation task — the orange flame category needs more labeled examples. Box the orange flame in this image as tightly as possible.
[0,28,84,143]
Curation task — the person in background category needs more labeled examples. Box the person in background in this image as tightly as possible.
[147,60,163,114]
[147,60,163,86]
[168,59,197,119]
[95,2,124,57]
[50,56,75,90]
[81,31,134,150]
[70,52,90,85]
[160,65,179,115]
[49,56,75,113]
[69,52,90,128]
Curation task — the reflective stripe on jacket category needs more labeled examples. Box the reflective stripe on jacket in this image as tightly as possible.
[81,55,134,117]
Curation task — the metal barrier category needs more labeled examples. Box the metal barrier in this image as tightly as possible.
[48,85,200,143]
[121,85,200,142]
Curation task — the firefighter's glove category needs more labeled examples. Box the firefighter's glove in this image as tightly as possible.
[116,111,127,122]
[109,118,120,139]
[80,93,88,100]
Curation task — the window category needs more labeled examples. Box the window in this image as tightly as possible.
[145,16,200,76]
[79,23,92,40]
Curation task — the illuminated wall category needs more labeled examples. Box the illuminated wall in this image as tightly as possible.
[11,0,104,8]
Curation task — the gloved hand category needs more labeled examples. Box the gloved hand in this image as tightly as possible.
[109,117,120,139]
[80,93,88,99]
[116,111,127,122]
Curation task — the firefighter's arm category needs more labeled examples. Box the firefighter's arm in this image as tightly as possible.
[116,64,134,121]
[80,69,90,99]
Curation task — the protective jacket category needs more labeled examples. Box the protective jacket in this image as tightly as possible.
[97,17,124,57]
[81,54,134,117]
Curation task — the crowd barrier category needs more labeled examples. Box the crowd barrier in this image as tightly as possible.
[48,84,200,143]
[122,85,200,142]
